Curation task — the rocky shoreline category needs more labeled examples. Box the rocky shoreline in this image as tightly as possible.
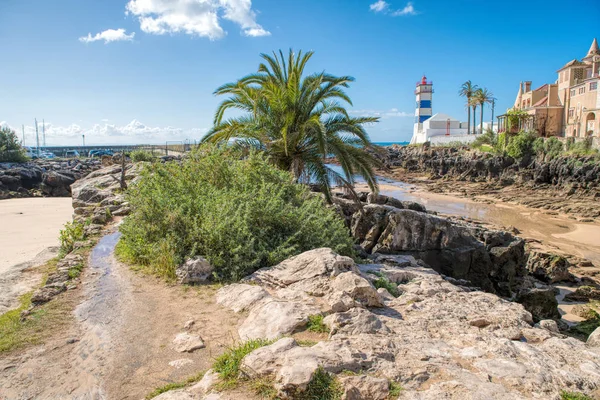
[0,159,102,199]
[377,145,600,221]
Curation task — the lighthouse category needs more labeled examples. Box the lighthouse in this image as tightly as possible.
[409,75,470,145]
[413,75,433,138]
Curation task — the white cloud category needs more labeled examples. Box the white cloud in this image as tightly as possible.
[2,120,207,145]
[370,1,418,16]
[125,0,270,40]
[350,108,412,118]
[391,2,416,16]
[79,28,136,44]
[369,0,389,13]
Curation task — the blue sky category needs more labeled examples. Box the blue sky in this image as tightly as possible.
[1,0,598,145]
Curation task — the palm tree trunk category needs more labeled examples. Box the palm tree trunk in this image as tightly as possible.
[472,105,477,134]
[480,104,484,134]
[467,101,471,135]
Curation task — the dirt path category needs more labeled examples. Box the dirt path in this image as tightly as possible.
[0,229,241,400]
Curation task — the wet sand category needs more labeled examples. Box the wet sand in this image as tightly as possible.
[0,198,73,313]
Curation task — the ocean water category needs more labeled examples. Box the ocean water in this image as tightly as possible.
[373,141,409,147]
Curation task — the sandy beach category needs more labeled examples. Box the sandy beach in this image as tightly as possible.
[0,198,73,313]
[0,198,73,275]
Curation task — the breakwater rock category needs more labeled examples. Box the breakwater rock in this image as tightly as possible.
[0,159,102,199]
[381,145,600,192]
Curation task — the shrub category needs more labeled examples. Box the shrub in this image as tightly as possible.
[0,126,27,163]
[118,145,355,281]
[566,137,598,157]
[307,314,330,333]
[471,129,497,149]
[58,221,86,256]
[506,131,537,160]
[130,149,156,162]
[533,137,564,160]
[373,277,400,297]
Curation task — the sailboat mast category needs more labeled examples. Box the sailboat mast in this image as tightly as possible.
[35,119,40,157]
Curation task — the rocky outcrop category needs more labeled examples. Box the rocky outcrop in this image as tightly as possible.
[176,257,213,284]
[199,249,600,399]
[336,194,527,296]
[0,159,102,199]
[525,249,575,283]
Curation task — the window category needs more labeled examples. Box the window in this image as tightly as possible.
[579,87,586,94]
[569,108,575,118]
[570,89,576,97]
[591,82,598,91]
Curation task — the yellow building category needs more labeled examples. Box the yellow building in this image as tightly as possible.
[510,38,599,137]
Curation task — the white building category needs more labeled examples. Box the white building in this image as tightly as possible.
[409,76,473,145]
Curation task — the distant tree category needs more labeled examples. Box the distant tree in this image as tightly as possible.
[0,126,27,163]
[473,88,494,134]
[459,81,478,135]
[202,49,381,203]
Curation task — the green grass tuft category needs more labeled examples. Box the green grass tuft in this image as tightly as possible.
[372,277,400,297]
[388,381,403,397]
[300,367,343,400]
[250,377,279,399]
[213,338,274,389]
[145,371,205,399]
[306,314,329,334]
[569,310,600,339]
[560,390,593,400]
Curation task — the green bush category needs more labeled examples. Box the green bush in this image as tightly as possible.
[471,129,498,149]
[506,131,537,160]
[59,221,86,256]
[0,126,27,163]
[560,390,593,400]
[119,145,355,281]
[566,137,598,157]
[130,149,156,162]
[307,314,330,333]
[373,277,400,297]
[533,137,564,160]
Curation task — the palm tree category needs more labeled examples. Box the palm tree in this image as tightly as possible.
[473,88,494,134]
[459,81,478,135]
[202,49,380,203]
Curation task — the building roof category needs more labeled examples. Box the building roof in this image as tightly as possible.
[426,113,459,122]
[557,59,584,72]
[532,96,548,107]
[585,38,599,58]
[533,84,548,92]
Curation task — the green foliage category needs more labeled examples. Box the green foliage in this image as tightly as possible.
[300,367,343,400]
[496,132,507,153]
[569,310,600,339]
[145,371,206,399]
[533,136,564,160]
[506,131,537,159]
[306,314,329,333]
[505,108,529,133]
[388,381,403,397]
[59,221,86,256]
[373,277,400,297]
[202,49,381,203]
[0,126,27,163]
[119,145,355,281]
[213,338,274,388]
[130,149,156,162]
[471,129,498,149]
[250,377,279,399]
[566,137,599,157]
[560,390,593,400]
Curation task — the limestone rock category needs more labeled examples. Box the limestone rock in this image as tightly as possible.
[168,359,194,369]
[536,319,559,333]
[172,332,205,353]
[216,284,270,313]
[176,257,213,284]
[238,299,321,340]
[31,284,66,304]
[328,272,383,312]
[152,390,194,400]
[190,369,220,395]
[340,375,390,400]
[588,327,600,347]
[323,308,391,336]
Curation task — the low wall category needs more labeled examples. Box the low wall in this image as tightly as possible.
[430,134,478,146]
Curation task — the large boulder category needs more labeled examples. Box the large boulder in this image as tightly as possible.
[176,257,213,284]
[515,287,561,322]
[526,250,574,283]
[588,327,600,347]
